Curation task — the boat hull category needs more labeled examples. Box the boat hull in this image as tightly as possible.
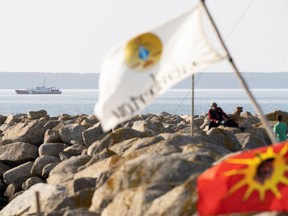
[15,89,29,94]
[15,90,62,94]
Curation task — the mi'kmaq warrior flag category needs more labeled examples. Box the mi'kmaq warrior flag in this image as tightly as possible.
[197,141,288,215]
[95,3,225,131]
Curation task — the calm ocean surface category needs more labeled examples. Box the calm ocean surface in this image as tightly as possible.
[0,89,287,117]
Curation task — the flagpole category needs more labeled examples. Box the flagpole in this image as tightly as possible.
[192,73,195,137]
[200,0,276,144]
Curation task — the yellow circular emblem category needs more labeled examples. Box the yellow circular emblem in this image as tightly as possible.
[124,33,162,71]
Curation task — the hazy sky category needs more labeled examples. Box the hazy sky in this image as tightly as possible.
[0,0,287,73]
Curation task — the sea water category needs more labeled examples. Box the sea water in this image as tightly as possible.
[0,89,287,117]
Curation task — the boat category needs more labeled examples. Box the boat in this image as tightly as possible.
[15,80,62,94]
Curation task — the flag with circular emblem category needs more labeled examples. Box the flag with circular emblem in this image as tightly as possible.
[197,141,288,215]
[95,3,225,131]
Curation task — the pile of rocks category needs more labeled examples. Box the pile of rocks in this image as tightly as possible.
[0,109,282,216]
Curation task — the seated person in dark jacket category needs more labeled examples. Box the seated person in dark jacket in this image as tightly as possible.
[208,102,229,129]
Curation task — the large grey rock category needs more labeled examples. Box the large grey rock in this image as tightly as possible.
[235,130,268,150]
[123,139,182,159]
[89,154,210,213]
[132,120,165,136]
[108,136,164,156]
[1,121,46,145]
[266,110,288,123]
[47,155,91,186]
[63,208,99,216]
[59,124,86,145]
[0,113,24,132]
[241,116,261,128]
[89,127,146,154]
[206,127,243,152]
[102,183,173,216]
[31,155,61,176]
[74,156,124,182]
[52,188,95,211]
[146,175,198,216]
[0,142,38,165]
[182,142,231,159]
[3,161,34,185]
[43,129,61,143]
[71,177,97,194]
[63,144,86,157]
[0,183,67,216]
[28,109,48,120]
[22,176,44,190]
[39,143,68,157]
[82,123,103,147]
[44,120,61,130]
[42,163,59,179]
[4,183,22,198]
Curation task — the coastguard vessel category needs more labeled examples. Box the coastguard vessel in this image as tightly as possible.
[15,80,62,94]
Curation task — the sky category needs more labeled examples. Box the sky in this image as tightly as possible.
[0,0,287,73]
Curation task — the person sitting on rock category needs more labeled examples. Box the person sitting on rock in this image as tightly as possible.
[273,114,287,142]
[208,102,229,129]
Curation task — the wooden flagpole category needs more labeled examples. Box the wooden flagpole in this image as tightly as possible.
[200,0,276,143]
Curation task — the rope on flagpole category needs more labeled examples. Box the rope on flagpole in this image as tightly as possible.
[200,0,276,144]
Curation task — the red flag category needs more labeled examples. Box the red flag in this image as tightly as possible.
[197,141,288,215]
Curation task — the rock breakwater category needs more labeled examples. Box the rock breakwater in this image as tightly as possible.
[0,109,286,215]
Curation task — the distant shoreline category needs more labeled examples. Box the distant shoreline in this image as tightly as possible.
[0,72,287,89]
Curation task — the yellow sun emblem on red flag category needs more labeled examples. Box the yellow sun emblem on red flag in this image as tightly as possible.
[224,144,288,202]
[124,33,162,71]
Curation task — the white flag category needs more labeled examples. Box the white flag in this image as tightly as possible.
[95,4,225,131]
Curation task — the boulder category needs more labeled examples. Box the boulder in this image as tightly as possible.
[28,110,48,120]
[101,184,172,216]
[3,161,34,185]
[82,123,103,147]
[22,177,44,190]
[0,142,38,165]
[266,110,288,124]
[4,183,23,198]
[109,136,164,156]
[235,131,268,150]
[132,120,165,136]
[0,183,67,216]
[74,156,124,182]
[59,124,86,145]
[63,208,99,216]
[1,121,46,145]
[89,154,210,213]
[63,144,86,157]
[44,120,61,130]
[47,155,91,186]
[72,177,97,194]
[206,127,242,152]
[39,143,68,157]
[43,129,61,143]
[88,127,146,154]
[42,163,59,179]
[147,175,198,216]
[31,155,61,176]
